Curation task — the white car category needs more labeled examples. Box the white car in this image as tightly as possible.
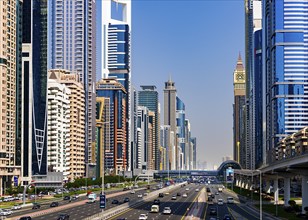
[130,190,135,194]
[0,209,12,216]
[139,213,148,220]
[182,193,188,198]
[218,198,224,205]
[11,204,21,210]
[137,194,143,198]
[195,188,199,192]
[162,207,172,215]
[171,195,177,200]
[185,188,189,191]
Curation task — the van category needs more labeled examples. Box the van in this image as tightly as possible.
[227,197,234,204]
[151,204,159,213]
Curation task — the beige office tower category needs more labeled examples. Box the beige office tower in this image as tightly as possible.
[48,69,85,181]
[164,78,177,170]
[0,0,22,195]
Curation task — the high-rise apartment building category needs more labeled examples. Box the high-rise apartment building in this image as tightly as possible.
[96,78,127,175]
[0,0,22,194]
[48,69,86,181]
[233,55,246,168]
[164,78,177,169]
[264,0,308,164]
[21,0,49,185]
[184,119,191,170]
[191,137,197,170]
[160,125,176,170]
[130,86,137,172]
[48,0,96,170]
[138,86,160,170]
[47,78,70,181]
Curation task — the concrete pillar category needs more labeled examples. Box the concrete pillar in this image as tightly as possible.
[236,179,239,187]
[274,178,279,205]
[239,179,242,188]
[284,177,290,206]
[245,182,249,190]
[302,175,308,214]
[265,180,271,194]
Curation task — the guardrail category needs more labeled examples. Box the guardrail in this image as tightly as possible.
[84,182,187,220]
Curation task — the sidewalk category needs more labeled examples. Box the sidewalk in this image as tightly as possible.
[184,188,206,220]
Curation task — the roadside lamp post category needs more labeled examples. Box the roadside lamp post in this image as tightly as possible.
[256,169,262,220]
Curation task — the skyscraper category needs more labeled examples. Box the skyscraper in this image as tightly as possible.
[264,0,308,164]
[164,78,177,169]
[21,0,48,184]
[48,0,96,170]
[138,86,160,170]
[100,0,132,172]
[96,78,127,175]
[0,0,22,194]
[176,97,186,170]
[233,55,246,167]
[245,0,262,170]
[191,137,197,170]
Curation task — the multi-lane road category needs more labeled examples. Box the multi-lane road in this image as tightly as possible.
[109,184,204,220]
[10,183,275,220]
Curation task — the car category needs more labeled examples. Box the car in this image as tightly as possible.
[72,194,79,199]
[227,197,234,204]
[19,217,32,220]
[211,194,215,198]
[11,204,22,210]
[164,192,170,195]
[182,193,188,198]
[215,192,219,195]
[57,213,70,220]
[32,203,41,209]
[137,194,143,198]
[223,214,232,220]
[130,190,135,194]
[151,204,159,213]
[186,188,189,191]
[153,199,160,205]
[171,195,177,200]
[195,188,200,192]
[50,201,59,207]
[63,196,70,200]
[123,197,130,203]
[177,192,181,196]
[218,199,224,205]
[162,206,172,215]
[158,193,164,197]
[138,214,148,220]
[209,207,217,215]
[152,187,157,190]
[0,209,12,216]
[111,199,119,204]
[143,192,148,196]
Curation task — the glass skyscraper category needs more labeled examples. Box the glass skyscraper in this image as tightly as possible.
[264,0,308,164]
[176,97,186,169]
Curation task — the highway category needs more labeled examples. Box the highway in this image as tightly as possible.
[204,184,262,220]
[110,184,203,220]
[10,185,154,220]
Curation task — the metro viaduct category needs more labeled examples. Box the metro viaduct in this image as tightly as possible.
[234,153,308,214]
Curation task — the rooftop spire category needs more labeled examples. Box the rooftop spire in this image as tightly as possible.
[236,52,244,70]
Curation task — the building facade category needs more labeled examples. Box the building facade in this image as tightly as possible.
[191,137,197,170]
[0,0,22,194]
[263,0,308,164]
[21,0,49,185]
[48,0,96,170]
[138,86,160,170]
[233,55,246,167]
[48,69,86,181]
[96,78,127,175]
[47,79,70,181]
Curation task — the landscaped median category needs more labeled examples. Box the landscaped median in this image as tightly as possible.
[85,182,188,220]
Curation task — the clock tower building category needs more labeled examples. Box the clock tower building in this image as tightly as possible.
[233,54,246,166]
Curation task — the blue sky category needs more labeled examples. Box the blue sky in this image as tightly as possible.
[131,0,245,169]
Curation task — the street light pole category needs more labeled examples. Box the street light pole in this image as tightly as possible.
[256,169,262,220]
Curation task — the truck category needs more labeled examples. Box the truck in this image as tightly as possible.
[218,187,223,192]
